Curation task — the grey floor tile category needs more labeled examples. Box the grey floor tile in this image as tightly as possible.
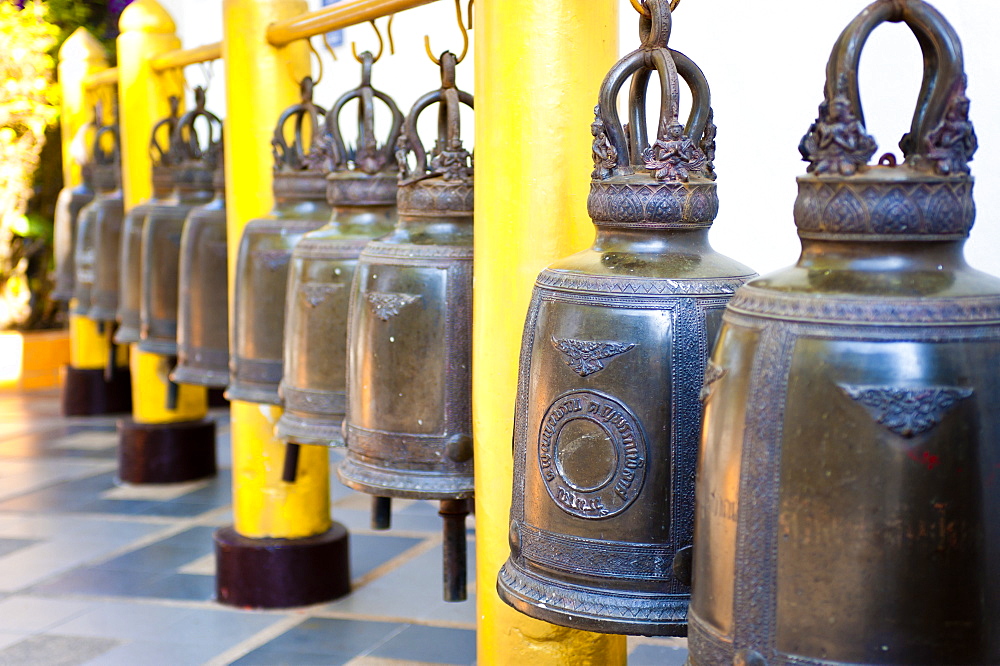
[367,624,476,665]
[32,569,171,598]
[350,533,424,581]
[324,541,477,626]
[153,526,219,548]
[80,639,231,666]
[246,618,405,659]
[0,538,38,558]
[0,634,120,666]
[159,606,289,648]
[47,601,197,641]
[134,573,216,602]
[0,596,91,633]
[629,642,689,665]
[232,646,354,666]
[96,544,209,573]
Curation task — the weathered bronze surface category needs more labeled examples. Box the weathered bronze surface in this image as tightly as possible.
[339,51,474,601]
[52,162,94,303]
[116,100,181,345]
[72,120,123,319]
[138,88,220,357]
[276,61,401,446]
[170,167,229,387]
[226,79,332,405]
[688,1,1000,663]
[497,0,755,637]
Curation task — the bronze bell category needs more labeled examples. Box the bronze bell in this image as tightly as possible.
[339,52,475,601]
[497,0,755,637]
[52,122,95,303]
[170,164,228,387]
[138,87,220,357]
[115,98,181,345]
[689,1,1000,663]
[72,116,123,321]
[88,121,128,325]
[276,58,402,447]
[226,78,332,405]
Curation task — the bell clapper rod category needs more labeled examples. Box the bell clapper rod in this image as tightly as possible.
[165,356,180,411]
[439,498,469,602]
[104,323,118,382]
[150,42,223,73]
[281,443,301,483]
[267,0,439,48]
[371,496,392,530]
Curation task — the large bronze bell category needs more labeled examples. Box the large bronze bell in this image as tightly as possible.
[226,79,332,405]
[688,1,1000,663]
[52,122,95,303]
[170,165,228,387]
[88,123,129,325]
[138,87,220,357]
[72,118,123,321]
[339,52,475,601]
[276,59,401,447]
[497,0,755,636]
[115,98,181,345]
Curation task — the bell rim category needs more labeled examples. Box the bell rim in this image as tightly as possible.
[136,338,178,356]
[169,365,230,389]
[275,412,345,447]
[497,558,689,637]
[337,457,474,500]
[223,382,282,406]
[113,323,141,345]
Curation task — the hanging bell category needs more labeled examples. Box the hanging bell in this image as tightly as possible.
[115,97,181,345]
[497,0,755,637]
[138,87,220,357]
[689,1,1000,663]
[276,60,402,447]
[226,79,332,405]
[170,162,228,387]
[52,122,95,303]
[339,51,475,602]
[72,115,123,321]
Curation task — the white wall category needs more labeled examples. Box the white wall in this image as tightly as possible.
[158,0,1000,277]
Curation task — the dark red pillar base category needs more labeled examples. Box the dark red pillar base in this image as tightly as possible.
[61,365,132,416]
[207,388,229,408]
[214,524,351,609]
[117,418,217,484]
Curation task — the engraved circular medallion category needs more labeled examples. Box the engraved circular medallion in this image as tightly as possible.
[538,390,647,519]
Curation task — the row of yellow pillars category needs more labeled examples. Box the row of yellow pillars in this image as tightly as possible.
[61,0,626,662]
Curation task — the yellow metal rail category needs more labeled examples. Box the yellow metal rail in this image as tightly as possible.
[83,67,119,90]
[151,41,223,72]
[266,0,439,46]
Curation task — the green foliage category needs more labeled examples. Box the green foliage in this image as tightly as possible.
[46,0,117,59]
[0,0,60,330]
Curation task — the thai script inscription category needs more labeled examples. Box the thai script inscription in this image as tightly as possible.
[538,390,647,520]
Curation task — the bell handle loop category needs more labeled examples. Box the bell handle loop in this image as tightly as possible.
[627,49,711,161]
[173,88,223,164]
[400,85,474,180]
[272,101,327,170]
[827,0,965,164]
[92,124,120,166]
[598,48,679,174]
[326,53,405,173]
[148,96,181,165]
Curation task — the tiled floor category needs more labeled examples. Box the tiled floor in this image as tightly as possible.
[0,388,687,665]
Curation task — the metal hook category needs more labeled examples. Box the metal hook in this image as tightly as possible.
[352,20,384,63]
[425,0,469,65]
[320,32,339,63]
[286,37,325,87]
[630,0,680,17]
[466,0,474,29]
[387,14,396,56]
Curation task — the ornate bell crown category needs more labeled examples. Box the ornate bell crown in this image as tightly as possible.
[149,95,181,192]
[795,0,977,240]
[321,53,404,207]
[169,86,223,192]
[90,102,121,192]
[269,76,331,201]
[395,51,474,217]
[587,0,718,230]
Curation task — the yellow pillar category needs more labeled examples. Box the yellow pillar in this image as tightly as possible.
[58,28,108,190]
[118,0,206,425]
[222,0,324,539]
[473,1,626,664]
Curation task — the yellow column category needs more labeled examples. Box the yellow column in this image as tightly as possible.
[473,1,626,664]
[223,0,325,538]
[118,0,205,424]
[59,31,116,373]
[58,28,108,190]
